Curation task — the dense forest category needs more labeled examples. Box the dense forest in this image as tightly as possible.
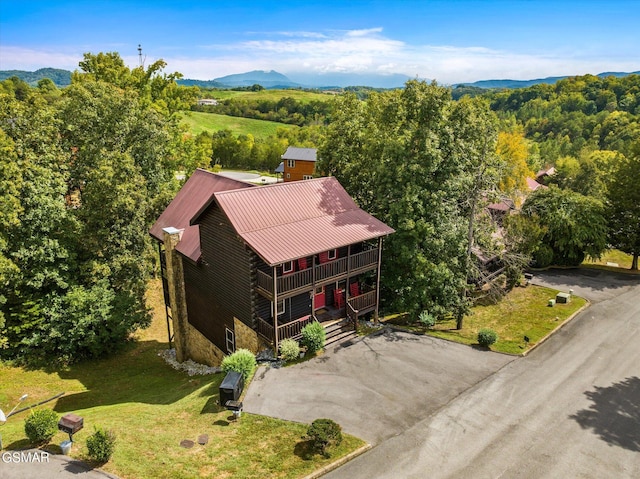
[1,56,638,364]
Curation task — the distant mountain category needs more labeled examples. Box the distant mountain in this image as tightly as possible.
[0,68,72,86]
[456,71,640,89]
[2,67,638,91]
[288,72,412,89]
[213,70,301,88]
[178,78,227,88]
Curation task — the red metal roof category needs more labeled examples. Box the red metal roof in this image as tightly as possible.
[210,177,394,266]
[149,169,253,261]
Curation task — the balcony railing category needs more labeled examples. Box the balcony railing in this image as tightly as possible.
[256,314,315,343]
[347,290,377,314]
[256,248,379,298]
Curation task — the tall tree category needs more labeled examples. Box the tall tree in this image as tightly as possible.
[521,186,607,266]
[606,146,640,270]
[320,81,500,321]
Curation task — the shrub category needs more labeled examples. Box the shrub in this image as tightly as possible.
[301,321,326,353]
[221,348,257,381]
[533,244,554,268]
[24,409,58,445]
[477,328,498,348]
[279,338,301,362]
[86,426,116,463]
[418,311,436,328]
[306,418,343,457]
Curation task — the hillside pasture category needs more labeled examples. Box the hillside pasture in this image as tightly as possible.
[181,111,298,139]
[201,88,337,103]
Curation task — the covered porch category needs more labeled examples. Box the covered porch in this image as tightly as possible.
[255,287,378,347]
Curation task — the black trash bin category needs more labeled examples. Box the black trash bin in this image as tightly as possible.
[219,371,244,405]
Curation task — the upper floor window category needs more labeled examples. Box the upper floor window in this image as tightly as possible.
[303,175,313,180]
[287,159,295,168]
[327,249,337,260]
[282,261,294,274]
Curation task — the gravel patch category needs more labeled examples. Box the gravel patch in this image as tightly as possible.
[158,349,221,375]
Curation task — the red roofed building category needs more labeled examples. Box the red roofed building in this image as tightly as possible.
[150,169,394,366]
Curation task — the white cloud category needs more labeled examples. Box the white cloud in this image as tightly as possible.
[0,46,82,71]
[2,29,638,84]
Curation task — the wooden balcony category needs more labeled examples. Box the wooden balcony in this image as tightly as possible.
[256,248,379,299]
[256,314,315,343]
[346,290,377,322]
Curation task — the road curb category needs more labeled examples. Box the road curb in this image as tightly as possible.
[301,443,372,479]
[520,299,591,356]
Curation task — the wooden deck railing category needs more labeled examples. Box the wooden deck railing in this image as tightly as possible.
[256,314,315,343]
[256,315,275,342]
[277,315,314,341]
[256,249,379,298]
[347,290,377,314]
[349,248,378,271]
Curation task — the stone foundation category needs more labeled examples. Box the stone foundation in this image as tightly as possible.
[234,317,260,353]
[184,324,226,367]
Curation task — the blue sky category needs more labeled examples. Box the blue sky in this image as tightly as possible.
[0,0,638,84]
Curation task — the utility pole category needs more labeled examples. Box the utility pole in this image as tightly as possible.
[138,44,145,67]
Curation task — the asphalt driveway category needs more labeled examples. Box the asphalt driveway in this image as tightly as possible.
[529,267,638,303]
[244,329,513,445]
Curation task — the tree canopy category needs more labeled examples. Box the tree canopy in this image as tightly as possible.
[0,52,200,363]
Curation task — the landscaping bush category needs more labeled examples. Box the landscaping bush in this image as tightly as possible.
[24,409,58,445]
[221,348,257,381]
[279,338,301,362]
[306,418,343,457]
[533,244,554,268]
[477,328,498,348]
[418,311,436,328]
[86,426,117,463]
[301,321,326,353]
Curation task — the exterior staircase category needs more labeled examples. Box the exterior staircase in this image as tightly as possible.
[323,319,357,348]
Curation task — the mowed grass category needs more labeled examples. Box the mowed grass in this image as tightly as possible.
[0,279,365,479]
[180,111,298,139]
[389,285,587,355]
[204,89,336,103]
[583,249,637,272]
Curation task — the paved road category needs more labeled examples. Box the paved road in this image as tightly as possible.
[0,450,117,479]
[325,271,640,478]
[245,330,513,445]
[529,267,638,303]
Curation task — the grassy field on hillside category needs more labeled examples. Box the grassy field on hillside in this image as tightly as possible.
[181,111,298,138]
[0,279,365,479]
[202,89,337,103]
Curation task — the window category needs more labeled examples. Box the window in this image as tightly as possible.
[282,261,294,274]
[225,328,235,354]
[303,175,313,180]
[287,159,295,168]
[277,299,285,315]
[286,173,290,179]
[327,249,337,260]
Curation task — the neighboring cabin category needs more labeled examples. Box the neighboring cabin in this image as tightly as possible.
[281,146,317,182]
[150,169,394,366]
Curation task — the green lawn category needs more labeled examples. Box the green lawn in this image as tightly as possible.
[180,111,298,139]
[388,285,587,355]
[583,249,637,272]
[0,280,365,479]
[203,89,336,103]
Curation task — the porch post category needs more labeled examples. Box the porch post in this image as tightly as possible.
[374,237,383,323]
[346,244,353,331]
[273,265,279,353]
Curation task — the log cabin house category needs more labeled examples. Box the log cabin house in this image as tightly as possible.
[150,169,394,366]
[281,146,317,182]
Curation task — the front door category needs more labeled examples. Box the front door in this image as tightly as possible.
[314,286,325,309]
